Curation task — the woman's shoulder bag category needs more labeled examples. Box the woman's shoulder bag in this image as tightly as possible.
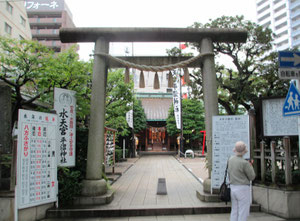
[219,160,231,204]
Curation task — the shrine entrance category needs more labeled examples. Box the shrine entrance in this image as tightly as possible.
[147,126,167,151]
[59,27,247,199]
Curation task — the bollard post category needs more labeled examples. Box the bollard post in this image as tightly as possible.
[260,141,266,182]
[283,136,292,185]
[270,141,276,184]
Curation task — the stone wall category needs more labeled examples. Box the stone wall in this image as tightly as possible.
[0,196,54,221]
[253,184,300,219]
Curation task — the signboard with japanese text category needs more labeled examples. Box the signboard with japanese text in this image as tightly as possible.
[172,75,181,129]
[104,128,116,173]
[278,51,300,79]
[17,109,57,209]
[262,98,298,136]
[25,0,64,11]
[54,88,76,167]
[211,115,250,190]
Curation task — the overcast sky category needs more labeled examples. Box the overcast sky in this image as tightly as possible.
[64,0,257,60]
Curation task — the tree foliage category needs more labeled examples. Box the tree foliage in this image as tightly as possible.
[0,37,92,126]
[133,98,147,134]
[167,16,290,114]
[190,16,290,114]
[166,99,205,146]
[105,69,134,137]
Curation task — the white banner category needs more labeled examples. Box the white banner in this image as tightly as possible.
[126,110,133,128]
[54,88,76,167]
[211,115,250,190]
[173,75,181,129]
[17,109,58,209]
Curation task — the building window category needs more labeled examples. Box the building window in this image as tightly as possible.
[292,14,300,22]
[275,21,287,30]
[4,23,12,35]
[273,0,282,5]
[291,5,300,13]
[20,16,26,26]
[274,4,286,13]
[275,12,287,21]
[277,39,289,47]
[258,13,270,22]
[258,4,270,14]
[293,34,300,41]
[6,2,13,14]
[275,30,288,39]
[257,0,267,7]
[293,24,300,32]
[262,21,271,28]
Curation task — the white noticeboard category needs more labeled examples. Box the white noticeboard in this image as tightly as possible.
[211,115,250,190]
[17,109,58,209]
[262,98,298,136]
[172,75,181,130]
[54,88,76,167]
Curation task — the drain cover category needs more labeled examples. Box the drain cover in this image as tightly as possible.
[157,178,167,195]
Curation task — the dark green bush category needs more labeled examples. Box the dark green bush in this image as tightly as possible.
[58,167,82,206]
[57,128,88,206]
[115,148,128,162]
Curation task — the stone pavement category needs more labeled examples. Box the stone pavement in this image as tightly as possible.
[46,155,286,221]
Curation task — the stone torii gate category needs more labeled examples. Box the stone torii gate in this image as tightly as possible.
[60,27,247,201]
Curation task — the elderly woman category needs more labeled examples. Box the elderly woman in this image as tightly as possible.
[228,141,256,221]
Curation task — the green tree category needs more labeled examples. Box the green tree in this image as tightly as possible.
[105,69,134,137]
[167,16,289,114]
[0,37,93,127]
[189,15,290,114]
[0,37,53,125]
[166,99,205,148]
[133,98,147,134]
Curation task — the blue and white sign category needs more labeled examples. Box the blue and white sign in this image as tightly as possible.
[278,51,300,79]
[283,83,300,116]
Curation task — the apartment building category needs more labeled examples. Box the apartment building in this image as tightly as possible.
[0,1,32,39]
[25,0,76,52]
[256,0,300,50]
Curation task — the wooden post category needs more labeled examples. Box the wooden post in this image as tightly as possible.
[283,136,292,185]
[249,109,257,174]
[270,141,276,184]
[260,141,266,182]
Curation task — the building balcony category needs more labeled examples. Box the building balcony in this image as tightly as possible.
[292,38,300,48]
[290,10,300,20]
[290,0,300,9]
[32,29,60,38]
[38,40,62,48]
[292,19,300,28]
[29,17,62,25]
[292,29,300,38]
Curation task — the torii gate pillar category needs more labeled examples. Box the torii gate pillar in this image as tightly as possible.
[81,37,109,196]
[200,38,218,192]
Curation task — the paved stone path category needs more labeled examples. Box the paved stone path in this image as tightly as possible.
[44,155,286,221]
[103,155,212,209]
